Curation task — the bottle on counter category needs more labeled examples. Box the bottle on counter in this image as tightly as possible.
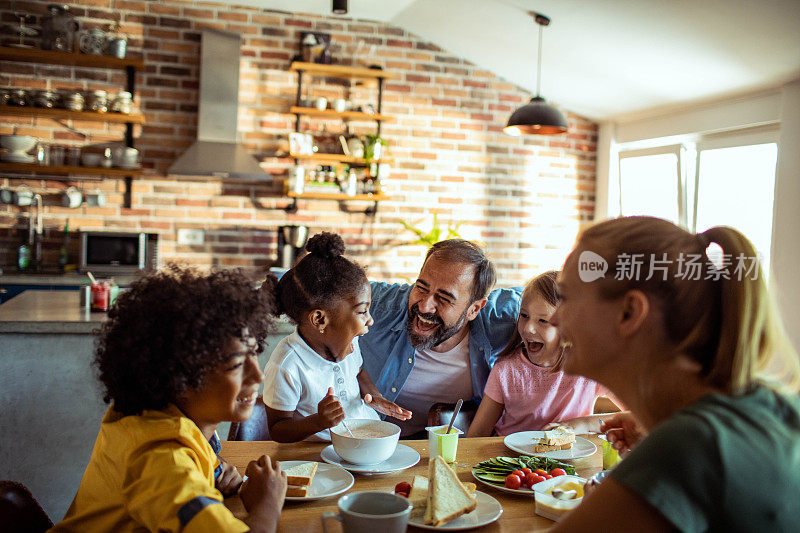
[59,219,70,272]
[17,242,31,271]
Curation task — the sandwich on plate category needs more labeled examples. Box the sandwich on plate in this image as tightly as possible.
[282,461,318,497]
[534,426,575,452]
[424,456,478,526]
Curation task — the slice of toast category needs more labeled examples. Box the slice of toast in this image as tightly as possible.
[285,485,309,497]
[408,475,429,517]
[534,442,573,452]
[283,462,318,486]
[425,456,478,527]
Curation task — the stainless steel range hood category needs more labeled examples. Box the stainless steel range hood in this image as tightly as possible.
[168,29,267,180]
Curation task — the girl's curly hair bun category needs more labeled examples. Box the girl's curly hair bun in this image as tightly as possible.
[305,232,345,258]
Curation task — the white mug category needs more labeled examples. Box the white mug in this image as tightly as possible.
[86,190,106,207]
[333,98,348,113]
[15,186,33,207]
[62,186,82,208]
[321,492,411,533]
[315,97,328,111]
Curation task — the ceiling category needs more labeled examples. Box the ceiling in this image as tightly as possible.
[221,0,800,121]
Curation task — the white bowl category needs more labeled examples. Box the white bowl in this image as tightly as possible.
[0,134,37,153]
[330,419,400,465]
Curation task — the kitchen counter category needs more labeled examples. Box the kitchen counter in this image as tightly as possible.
[0,290,104,333]
[0,272,138,286]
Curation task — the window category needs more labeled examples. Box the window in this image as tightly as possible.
[618,146,684,226]
[615,127,778,271]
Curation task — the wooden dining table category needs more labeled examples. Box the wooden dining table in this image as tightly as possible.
[220,435,604,532]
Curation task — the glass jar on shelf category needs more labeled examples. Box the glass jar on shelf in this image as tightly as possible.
[85,90,108,113]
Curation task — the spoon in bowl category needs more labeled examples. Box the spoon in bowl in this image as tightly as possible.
[341,419,355,437]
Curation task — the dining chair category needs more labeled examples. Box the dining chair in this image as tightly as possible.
[0,480,53,533]
[427,400,479,433]
[228,395,271,441]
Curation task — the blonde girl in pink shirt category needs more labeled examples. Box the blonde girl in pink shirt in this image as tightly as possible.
[467,271,621,437]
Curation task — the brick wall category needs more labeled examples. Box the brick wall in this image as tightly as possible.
[0,0,597,285]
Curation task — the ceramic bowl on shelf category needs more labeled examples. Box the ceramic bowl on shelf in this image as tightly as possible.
[0,134,37,153]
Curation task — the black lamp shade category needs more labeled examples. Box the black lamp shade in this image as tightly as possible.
[332,0,347,14]
[504,96,568,136]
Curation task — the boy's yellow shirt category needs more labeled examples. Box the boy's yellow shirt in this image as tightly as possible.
[49,404,248,532]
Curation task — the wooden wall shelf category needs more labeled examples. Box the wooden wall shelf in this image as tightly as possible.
[0,106,145,124]
[0,162,143,177]
[0,47,144,70]
[289,153,391,165]
[287,191,388,201]
[289,106,393,122]
[289,61,398,80]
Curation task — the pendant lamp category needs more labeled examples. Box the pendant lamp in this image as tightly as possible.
[504,13,568,136]
[332,0,347,15]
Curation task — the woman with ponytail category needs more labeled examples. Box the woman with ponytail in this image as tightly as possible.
[549,216,800,532]
[263,232,411,442]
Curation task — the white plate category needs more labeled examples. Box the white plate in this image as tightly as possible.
[407,491,503,530]
[320,444,420,474]
[1,152,35,163]
[470,467,536,497]
[278,460,354,501]
[503,432,597,460]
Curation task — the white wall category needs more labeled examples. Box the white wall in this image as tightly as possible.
[596,80,800,353]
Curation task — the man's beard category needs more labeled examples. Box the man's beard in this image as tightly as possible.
[406,303,470,350]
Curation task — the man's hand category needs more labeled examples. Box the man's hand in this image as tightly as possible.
[364,394,412,421]
[599,411,646,456]
[239,455,287,523]
[215,457,243,497]
[316,387,345,429]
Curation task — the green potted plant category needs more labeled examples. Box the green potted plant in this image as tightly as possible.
[363,134,387,163]
[400,213,463,247]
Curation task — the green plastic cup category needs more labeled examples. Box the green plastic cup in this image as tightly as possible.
[600,435,621,469]
[426,425,463,463]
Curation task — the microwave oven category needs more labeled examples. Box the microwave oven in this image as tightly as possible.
[79,231,160,275]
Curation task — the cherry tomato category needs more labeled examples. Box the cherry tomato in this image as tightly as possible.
[504,474,522,489]
[534,469,548,477]
[524,472,541,487]
[520,467,532,476]
[543,474,553,480]
[550,468,567,477]
[394,481,411,496]
[511,469,525,478]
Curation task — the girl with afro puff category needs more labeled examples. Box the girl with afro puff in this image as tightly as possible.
[263,232,411,442]
[50,266,286,533]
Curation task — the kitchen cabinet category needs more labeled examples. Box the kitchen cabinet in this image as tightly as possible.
[0,47,145,208]
[287,61,396,215]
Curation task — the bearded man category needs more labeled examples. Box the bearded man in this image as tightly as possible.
[359,240,521,437]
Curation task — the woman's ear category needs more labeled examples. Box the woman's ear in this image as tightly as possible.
[308,309,329,333]
[618,289,650,338]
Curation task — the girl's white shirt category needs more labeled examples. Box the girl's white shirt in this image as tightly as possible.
[262,329,380,441]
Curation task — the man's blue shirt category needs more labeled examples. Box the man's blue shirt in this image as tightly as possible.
[360,282,522,403]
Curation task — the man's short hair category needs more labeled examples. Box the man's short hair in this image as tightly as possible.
[424,239,496,302]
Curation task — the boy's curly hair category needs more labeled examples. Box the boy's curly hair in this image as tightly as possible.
[94,264,277,416]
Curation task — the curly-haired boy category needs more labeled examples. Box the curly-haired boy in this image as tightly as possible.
[50,265,286,533]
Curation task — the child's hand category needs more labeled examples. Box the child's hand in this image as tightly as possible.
[316,387,345,429]
[215,457,243,497]
[240,455,287,520]
[364,394,412,421]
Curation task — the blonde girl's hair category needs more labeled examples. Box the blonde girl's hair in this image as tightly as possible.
[579,216,800,394]
[497,271,565,371]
